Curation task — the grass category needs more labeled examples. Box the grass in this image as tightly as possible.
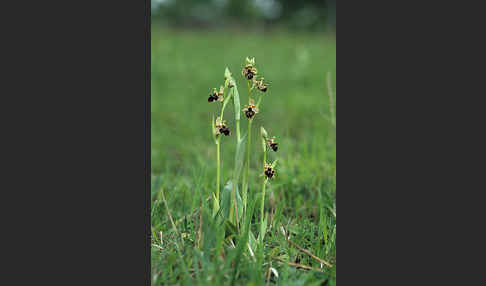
[151,27,336,285]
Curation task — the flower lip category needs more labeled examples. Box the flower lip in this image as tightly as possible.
[263,163,275,179]
[270,142,278,152]
[215,118,231,136]
[208,92,218,102]
[267,137,278,152]
[243,100,259,119]
[208,86,224,103]
[219,125,230,136]
[254,77,268,92]
[242,65,258,80]
[245,108,255,119]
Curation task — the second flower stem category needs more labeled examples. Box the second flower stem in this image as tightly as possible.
[245,80,253,204]
[246,119,252,195]
[216,136,221,201]
[261,144,267,242]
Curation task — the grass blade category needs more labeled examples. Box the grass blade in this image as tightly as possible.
[230,193,258,285]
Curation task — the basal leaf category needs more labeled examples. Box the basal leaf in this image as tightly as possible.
[220,180,244,224]
[259,213,268,242]
[233,134,247,183]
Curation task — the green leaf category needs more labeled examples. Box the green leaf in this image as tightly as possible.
[259,213,268,242]
[321,208,328,246]
[224,220,238,238]
[220,181,232,220]
[248,230,257,254]
[224,67,232,79]
[237,132,248,209]
[232,77,241,121]
[232,134,247,222]
[220,181,243,222]
[202,206,225,254]
[222,87,232,114]
[212,192,219,217]
[233,134,247,183]
[260,127,267,151]
[229,193,258,285]
[260,126,268,139]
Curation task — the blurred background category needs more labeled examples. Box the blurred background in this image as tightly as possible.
[152,0,335,32]
[151,0,336,191]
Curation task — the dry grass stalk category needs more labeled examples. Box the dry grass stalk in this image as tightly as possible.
[273,257,324,273]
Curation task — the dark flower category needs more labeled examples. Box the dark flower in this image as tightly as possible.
[263,163,276,179]
[243,99,259,120]
[242,57,258,80]
[207,86,224,103]
[219,125,230,136]
[242,66,257,80]
[208,93,218,102]
[254,77,268,92]
[267,137,279,152]
[214,118,231,136]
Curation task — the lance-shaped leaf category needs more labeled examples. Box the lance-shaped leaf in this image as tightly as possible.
[233,134,247,183]
[260,126,268,139]
[229,194,258,284]
[221,87,233,116]
[259,213,268,242]
[212,192,220,217]
[232,76,241,121]
[220,180,243,222]
[224,67,232,80]
[260,126,268,151]
[248,230,258,256]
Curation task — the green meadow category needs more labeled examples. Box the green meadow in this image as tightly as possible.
[151,27,336,285]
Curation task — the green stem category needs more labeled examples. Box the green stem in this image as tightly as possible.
[256,94,263,108]
[262,145,266,171]
[247,81,251,99]
[247,80,253,175]
[261,147,267,242]
[216,90,226,203]
[234,117,241,228]
[216,137,221,201]
[221,89,227,120]
[243,80,253,216]
[232,177,240,232]
[221,101,227,119]
[246,119,252,193]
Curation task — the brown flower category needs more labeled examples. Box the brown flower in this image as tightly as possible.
[214,118,231,136]
[208,86,224,103]
[263,163,275,179]
[267,137,278,152]
[253,77,268,92]
[242,99,259,119]
[242,57,258,80]
[242,66,257,80]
